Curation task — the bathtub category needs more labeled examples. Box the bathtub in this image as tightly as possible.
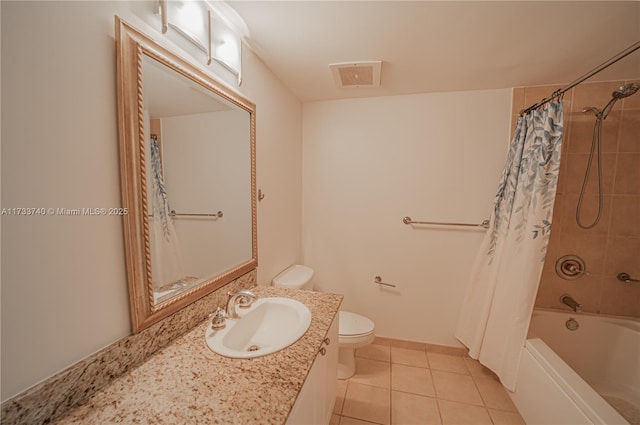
[509,309,639,425]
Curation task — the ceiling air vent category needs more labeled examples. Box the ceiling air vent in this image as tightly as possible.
[329,61,382,88]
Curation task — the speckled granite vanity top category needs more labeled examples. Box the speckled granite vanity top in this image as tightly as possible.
[53,287,342,425]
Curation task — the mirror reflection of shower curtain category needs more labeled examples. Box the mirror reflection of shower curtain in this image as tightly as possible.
[455,102,563,391]
[149,136,185,291]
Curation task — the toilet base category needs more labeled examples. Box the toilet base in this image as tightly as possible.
[338,347,356,379]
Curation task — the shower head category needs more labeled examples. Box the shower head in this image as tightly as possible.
[598,83,639,119]
[612,83,639,99]
[581,83,639,120]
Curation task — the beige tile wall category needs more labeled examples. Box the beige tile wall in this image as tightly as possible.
[512,80,640,318]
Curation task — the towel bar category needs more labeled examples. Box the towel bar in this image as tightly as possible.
[170,210,223,218]
[402,216,489,229]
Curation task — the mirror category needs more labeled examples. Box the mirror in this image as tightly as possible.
[115,18,257,332]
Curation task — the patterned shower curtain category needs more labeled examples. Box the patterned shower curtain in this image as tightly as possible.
[149,136,185,293]
[455,101,563,391]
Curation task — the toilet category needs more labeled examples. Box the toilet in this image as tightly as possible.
[272,264,375,379]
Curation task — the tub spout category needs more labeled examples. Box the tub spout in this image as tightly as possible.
[560,294,582,313]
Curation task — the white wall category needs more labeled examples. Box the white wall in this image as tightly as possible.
[244,50,305,284]
[302,90,511,346]
[1,1,302,401]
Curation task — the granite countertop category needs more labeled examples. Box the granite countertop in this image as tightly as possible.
[53,286,343,425]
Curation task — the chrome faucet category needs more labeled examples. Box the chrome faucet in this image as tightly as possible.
[560,294,582,313]
[226,289,258,319]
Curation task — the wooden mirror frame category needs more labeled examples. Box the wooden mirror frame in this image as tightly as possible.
[115,17,257,332]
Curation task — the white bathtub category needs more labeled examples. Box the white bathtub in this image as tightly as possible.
[509,309,639,425]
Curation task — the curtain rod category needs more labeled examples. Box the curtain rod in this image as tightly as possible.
[519,40,640,116]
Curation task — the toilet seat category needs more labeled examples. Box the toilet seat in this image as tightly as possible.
[339,311,374,337]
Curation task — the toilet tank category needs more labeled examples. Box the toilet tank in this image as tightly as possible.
[272,265,314,290]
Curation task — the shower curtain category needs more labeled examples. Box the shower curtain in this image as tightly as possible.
[149,136,185,291]
[455,101,563,391]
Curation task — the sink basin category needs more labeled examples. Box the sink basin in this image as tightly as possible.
[205,297,311,358]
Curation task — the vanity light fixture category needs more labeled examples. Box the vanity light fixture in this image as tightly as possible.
[159,0,208,53]
[207,9,242,85]
[158,0,245,86]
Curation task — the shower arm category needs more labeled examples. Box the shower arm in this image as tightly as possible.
[519,40,640,116]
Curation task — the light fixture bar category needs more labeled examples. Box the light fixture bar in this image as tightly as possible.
[160,0,168,33]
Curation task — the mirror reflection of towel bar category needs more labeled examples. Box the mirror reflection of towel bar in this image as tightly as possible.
[402,216,489,229]
[170,210,223,218]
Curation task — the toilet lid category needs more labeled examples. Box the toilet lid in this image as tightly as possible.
[339,311,374,337]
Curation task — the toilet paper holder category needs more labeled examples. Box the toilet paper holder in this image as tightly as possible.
[374,276,396,288]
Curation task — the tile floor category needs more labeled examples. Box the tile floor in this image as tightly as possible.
[330,341,526,425]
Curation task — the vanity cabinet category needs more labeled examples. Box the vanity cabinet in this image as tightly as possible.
[286,315,338,425]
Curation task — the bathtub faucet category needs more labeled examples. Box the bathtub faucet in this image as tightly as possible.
[560,294,582,313]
